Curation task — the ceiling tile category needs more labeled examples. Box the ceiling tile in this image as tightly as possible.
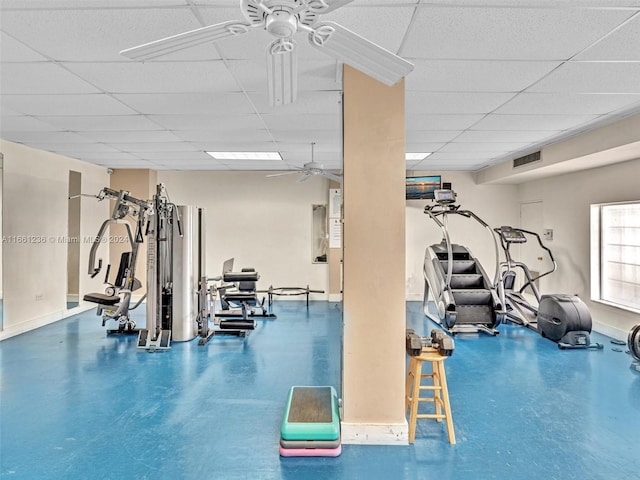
[403,142,446,153]
[249,91,343,115]
[405,131,461,143]
[528,62,640,93]
[218,160,288,170]
[1,1,182,7]
[133,151,212,161]
[261,114,340,131]
[0,63,99,94]
[29,143,121,153]
[439,142,528,153]
[495,93,640,115]
[407,114,484,130]
[0,32,48,61]
[77,130,184,143]
[402,6,634,60]
[575,14,640,61]
[406,92,515,114]
[0,131,96,144]
[35,115,164,131]
[109,143,200,153]
[63,61,240,94]
[471,113,598,131]
[0,8,205,62]
[186,141,278,152]
[0,115,62,132]
[1,93,137,116]
[112,93,255,115]
[269,129,342,144]
[454,130,560,143]
[150,114,266,131]
[322,5,416,54]
[69,151,140,161]
[406,60,561,92]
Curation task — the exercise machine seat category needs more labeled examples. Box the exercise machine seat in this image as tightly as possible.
[83,292,120,306]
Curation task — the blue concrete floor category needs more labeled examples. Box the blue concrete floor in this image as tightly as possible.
[1,301,638,479]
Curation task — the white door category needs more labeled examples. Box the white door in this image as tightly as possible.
[520,201,545,294]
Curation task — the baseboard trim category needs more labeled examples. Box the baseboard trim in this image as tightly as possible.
[592,320,631,342]
[340,422,408,445]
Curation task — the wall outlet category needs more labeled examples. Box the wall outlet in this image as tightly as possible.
[35,294,44,301]
[544,229,553,241]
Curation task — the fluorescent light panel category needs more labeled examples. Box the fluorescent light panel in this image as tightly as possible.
[206,151,283,160]
[406,152,432,160]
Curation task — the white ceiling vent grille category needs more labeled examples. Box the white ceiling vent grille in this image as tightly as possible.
[513,151,541,168]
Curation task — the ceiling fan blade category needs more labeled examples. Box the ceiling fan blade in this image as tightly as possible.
[120,21,252,61]
[297,173,312,183]
[319,0,356,13]
[266,171,300,178]
[323,172,343,183]
[308,21,414,86]
[267,39,298,107]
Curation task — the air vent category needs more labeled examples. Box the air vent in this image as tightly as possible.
[513,151,541,168]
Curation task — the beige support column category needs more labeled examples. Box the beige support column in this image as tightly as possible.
[341,65,408,444]
[109,169,157,295]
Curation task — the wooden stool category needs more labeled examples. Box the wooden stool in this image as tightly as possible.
[405,347,455,444]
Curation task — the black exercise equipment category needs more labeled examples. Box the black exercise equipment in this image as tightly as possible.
[262,285,325,308]
[406,328,455,357]
[494,225,602,350]
[628,324,640,368]
[422,189,503,335]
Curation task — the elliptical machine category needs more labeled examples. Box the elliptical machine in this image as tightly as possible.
[494,226,602,350]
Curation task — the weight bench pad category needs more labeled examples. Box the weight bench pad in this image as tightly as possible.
[223,271,259,282]
[83,293,120,306]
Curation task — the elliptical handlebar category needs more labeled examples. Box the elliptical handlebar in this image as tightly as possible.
[493,226,557,293]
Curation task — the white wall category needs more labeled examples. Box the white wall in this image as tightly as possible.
[406,172,519,300]
[517,158,640,338]
[158,171,330,297]
[0,140,109,339]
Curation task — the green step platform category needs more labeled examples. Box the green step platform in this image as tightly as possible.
[280,386,340,441]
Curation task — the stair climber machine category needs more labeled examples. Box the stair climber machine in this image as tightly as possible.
[493,226,602,350]
[423,189,504,335]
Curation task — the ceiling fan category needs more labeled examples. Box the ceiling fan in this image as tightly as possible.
[267,143,342,183]
[120,0,414,106]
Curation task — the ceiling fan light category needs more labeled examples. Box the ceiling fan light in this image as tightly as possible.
[266,11,298,38]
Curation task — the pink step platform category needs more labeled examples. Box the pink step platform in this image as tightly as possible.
[279,444,342,457]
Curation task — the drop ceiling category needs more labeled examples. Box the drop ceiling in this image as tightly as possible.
[1,0,640,173]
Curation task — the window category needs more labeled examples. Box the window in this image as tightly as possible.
[591,201,640,313]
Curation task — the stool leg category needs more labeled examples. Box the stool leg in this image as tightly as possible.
[432,361,443,422]
[408,359,422,444]
[405,357,415,411]
[437,361,456,444]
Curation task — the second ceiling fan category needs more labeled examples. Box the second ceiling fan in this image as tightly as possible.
[267,143,342,183]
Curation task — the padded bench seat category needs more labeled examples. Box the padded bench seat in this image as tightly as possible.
[223,271,259,283]
[83,292,120,306]
[224,292,258,303]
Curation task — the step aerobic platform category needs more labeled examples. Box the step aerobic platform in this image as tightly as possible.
[280,386,340,441]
